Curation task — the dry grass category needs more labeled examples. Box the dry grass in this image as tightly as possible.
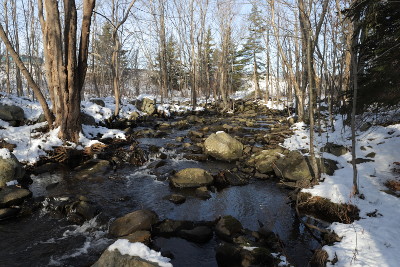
[309,249,328,267]
[384,180,400,191]
[298,193,360,224]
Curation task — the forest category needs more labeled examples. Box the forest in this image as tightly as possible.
[0,0,399,266]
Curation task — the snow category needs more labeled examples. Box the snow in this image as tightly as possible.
[0,148,11,159]
[282,112,400,267]
[108,239,172,267]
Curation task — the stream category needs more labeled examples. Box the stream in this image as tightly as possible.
[0,111,319,267]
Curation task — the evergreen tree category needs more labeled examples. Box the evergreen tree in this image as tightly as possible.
[154,34,183,94]
[239,5,265,98]
[346,0,400,106]
[93,22,128,87]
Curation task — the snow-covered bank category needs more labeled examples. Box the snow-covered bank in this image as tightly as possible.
[0,93,203,164]
[283,113,400,267]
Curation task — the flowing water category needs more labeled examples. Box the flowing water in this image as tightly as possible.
[0,114,319,267]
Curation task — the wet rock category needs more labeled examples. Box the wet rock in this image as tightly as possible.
[247,148,284,174]
[179,226,213,243]
[189,131,204,138]
[360,122,372,132]
[183,153,208,161]
[215,171,248,187]
[129,111,140,121]
[81,112,97,126]
[215,216,243,242]
[0,104,24,123]
[169,168,214,188]
[153,219,194,236]
[92,248,162,267]
[321,143,348,156]
[166,194,186,204]
[204,132,243,161]
[195,186,211,200]
[110,209,159,237]
[32,162,62,175]
[0,187,32,208]
[122,230,152,245]
[0,151,25,188]
[137,98,156,115]
[45,182,60,191]
[254,172,270,180]
[74,159,110,179]
[272,150,312,182]
[71,200,98,220]
[216,243,275,267]
[172,120,189,130]
[187,115,205,124]
[90,99,105,107]
[158,122,170,130]
[183,145,203,154]
[175,136,184,142]
[0,207,20,220]
[222,124,234,132]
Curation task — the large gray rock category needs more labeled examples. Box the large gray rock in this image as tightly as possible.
[92,249,162,267]
[110,209,159,237]
[169,168,213,188]
[90,99,105,107]
[247,147,285,174]
[138,98,156,115]
[215,215,243,242]
[74,159,110,179]
[81,112,97,126]
[0,187,32,208]
[321,143,348,157]
[272,150,312,182]
[0,104,24,122]
[0,151,25,188]
[0,207,20,220]
[204,132,243,161]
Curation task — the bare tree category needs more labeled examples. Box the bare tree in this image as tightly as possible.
[110,0,137,116]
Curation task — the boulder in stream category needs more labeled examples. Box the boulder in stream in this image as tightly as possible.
[74,159,110,179]
[92,240,172,267]
[247,148,284,174]
[0,149,25,188]
[178,226,213,243]
[215,242,275,267]
[110,209,159,237]
[215,215,243,242]
[137,98,156,115]
[272,150,313,182]
[166,194,186,204]
[0,187,32,208]
[204,131,243,161]
[169,168,214,188]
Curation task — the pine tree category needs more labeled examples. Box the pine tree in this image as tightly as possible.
[154,34,184,95]
[346,0,400,106]
[93,22,128,88]
[239,5,265,99]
